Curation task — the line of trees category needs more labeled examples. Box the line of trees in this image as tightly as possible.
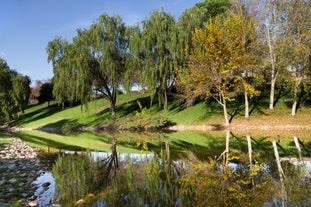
[0,58,31,123]
[46,0,311,124]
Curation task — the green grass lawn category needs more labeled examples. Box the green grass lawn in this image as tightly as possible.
[9,91,311,160]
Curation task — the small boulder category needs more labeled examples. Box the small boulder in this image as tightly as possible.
[9,178,17,184]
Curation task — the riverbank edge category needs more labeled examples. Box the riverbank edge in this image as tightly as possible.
[7,122,311,133]
[0,130,53,207]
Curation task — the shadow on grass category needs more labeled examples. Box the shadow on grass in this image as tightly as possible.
[169,139,225,161]
[0,128,6,137]
[17,132,88,151]
[288,139,311,157]
[14,104,62,126]
[117,96,153,117]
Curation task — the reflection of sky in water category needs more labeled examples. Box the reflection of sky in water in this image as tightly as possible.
[64,151,154,162]
[293,161,311,177]
[91,152,154,162]
[33,172,55,207]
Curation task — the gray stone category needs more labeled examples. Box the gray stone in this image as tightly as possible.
[28,201,39,207]
[21,193,28,197]
[9,178,17,184]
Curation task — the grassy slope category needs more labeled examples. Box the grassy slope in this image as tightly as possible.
[9,92,311,158]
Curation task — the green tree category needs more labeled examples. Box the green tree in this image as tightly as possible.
[38,82,54,106]
[176,0,231,67]
[46,37,71,108]
[0,58,31,122]
[0,59,14,121]
[10,71,31,113]
[131,9,177,112]
[47,13,129,118]
[84,13,128,118]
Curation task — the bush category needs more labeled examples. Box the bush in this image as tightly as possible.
[61,121,83,135]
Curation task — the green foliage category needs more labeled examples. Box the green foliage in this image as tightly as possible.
[61,121,83,135]
[52,150,291,207]
[117,113,171,131]
[47,13,130,118]
[129,8,177,111]
[0,58,31,123]
[98,151,181,207]
[38,82,54,105]
[52,153,105,206]
[280,161,311,206]
[135,100,147,116]
[176,0,230,65]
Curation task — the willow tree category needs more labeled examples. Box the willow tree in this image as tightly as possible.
[132,9,177,112]
[86,14,128,118]
[47,13,129,118]
[47,37,70,108]
[177,15,258,126]
[176,0,231,67]
[10,71,31,113]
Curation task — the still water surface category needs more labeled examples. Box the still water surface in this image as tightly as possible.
[29,130,311,206]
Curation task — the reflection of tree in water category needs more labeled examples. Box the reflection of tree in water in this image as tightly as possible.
[52,137,120,206]
[99,137,119,183]
[52,135,311,207]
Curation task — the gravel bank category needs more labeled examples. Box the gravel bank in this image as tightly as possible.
[0,137,54,206]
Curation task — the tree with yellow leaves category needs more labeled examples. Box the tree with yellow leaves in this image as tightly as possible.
[177,14,261,125]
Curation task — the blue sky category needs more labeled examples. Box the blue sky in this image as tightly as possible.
[0,0,201,85]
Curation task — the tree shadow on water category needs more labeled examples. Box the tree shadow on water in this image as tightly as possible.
[17,132,87,151]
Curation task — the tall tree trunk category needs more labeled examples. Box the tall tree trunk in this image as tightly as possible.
[108,86,117,119]
[269,77,276,110]
[217,91,230,126]
[110,93,117,119]
[110,101,116,118]
[244,88,249,118]
[221,93,230,126]
[291,78,302,116]
[267,22,278,110]
[163,90,168,112]
[223,103,230,126]
[225,130,230,166]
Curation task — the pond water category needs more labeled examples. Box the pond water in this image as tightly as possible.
[33,151,311,207]
[32,172,55,206]
[28,130,311,207]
